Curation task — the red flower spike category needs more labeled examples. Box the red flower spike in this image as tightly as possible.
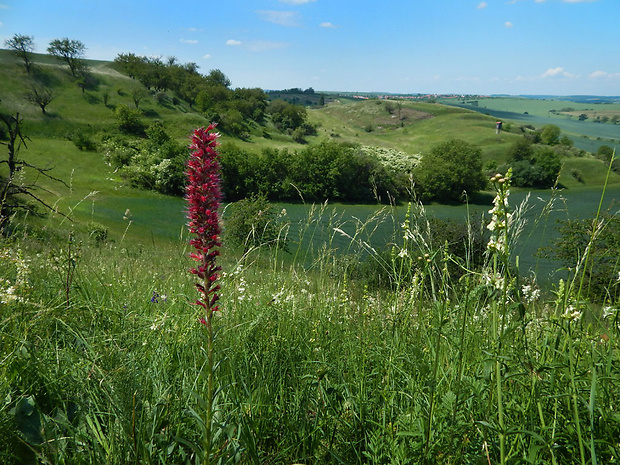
[186,124,223,324]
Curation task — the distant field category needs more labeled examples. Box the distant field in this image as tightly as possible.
[440,96,620,152]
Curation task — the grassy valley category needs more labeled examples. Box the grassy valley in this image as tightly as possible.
[2,49,620,464]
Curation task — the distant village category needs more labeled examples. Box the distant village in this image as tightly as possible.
[353,94,490,101]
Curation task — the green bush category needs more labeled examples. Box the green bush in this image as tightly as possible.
[114,104,145,135]
[70,131,96,151]
[351,214,487,289]
[414,139,486,202]
[223,195,288,251]
[220,141,398,203]
[546,213,620,303]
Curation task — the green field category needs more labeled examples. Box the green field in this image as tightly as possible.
[440,96,620,153]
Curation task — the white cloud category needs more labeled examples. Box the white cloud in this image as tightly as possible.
[203,54,212,59]
[180,39,198,44]
[589,70,608,78]
[542,67,577,78]
[188,27,204,32]
[589,70,620,79]
[542,67,564,77]
[563,0,597,3]
[0,21,3,27]
[320,22,337,28]
[257,10,300,27]
[477,2,488,9]
[226,39,242,46]
[278,0,316,4]
[505,21,513,28]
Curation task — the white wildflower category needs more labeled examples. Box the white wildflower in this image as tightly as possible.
[602,306,616,319]
[522,284,541,304]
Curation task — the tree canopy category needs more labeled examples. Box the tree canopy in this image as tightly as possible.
[4,34,35,74]
[414,139,486,202]
[47,38,87,76]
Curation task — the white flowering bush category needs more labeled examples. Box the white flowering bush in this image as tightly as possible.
[359,145,421,177]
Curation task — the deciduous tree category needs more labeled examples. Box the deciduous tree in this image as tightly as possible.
[25,85,54,114]
[414,139,486,202]
[4,34,35,74]
[540,124,561,145]
[0,113,68,231]
[47,38,87,77]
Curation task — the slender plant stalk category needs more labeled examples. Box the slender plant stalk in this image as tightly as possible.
[487,171,512,465]
[567,323,586,465]
[576,149,615,301]
[186,125,223,465]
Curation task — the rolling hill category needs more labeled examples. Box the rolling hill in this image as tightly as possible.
[1,50,618,245]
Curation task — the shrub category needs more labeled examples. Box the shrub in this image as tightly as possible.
[540,124,561,145]
[292,126,306,143]
[114,104,145,135]
[414,139,486,202]
[223,195,288,252]
[70,132,96,151]
[101,136,137,168]
[571,168,584,183]
[545,213,620,303]
[86,222,108,244]
[506,138,534,162]
[350,214,487,289]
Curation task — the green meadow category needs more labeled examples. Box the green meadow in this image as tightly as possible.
[2,50,620,464]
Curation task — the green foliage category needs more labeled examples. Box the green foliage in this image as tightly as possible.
[4,34,35,74]
[504,137,563,188]
[547,213,620,303]
[220,141,398,203]
[224,195,288,251]
[597,145,614,161]
[86,221,108,244]
[70,131,96,151]
[414,139,486,202]
[2,187,620,464]
[114,104,144,135]
[100,121,187,195]
[506,137,534,162]
[112,54,267,135]
[352,213,488,289]
[46,38,87,77]
[267,99,308,132]
[532,147,562,185]
[540,124,561,145]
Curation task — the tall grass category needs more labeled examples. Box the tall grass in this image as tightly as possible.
[1,167,619,463]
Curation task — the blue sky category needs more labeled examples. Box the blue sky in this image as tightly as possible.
[1,0,618,95]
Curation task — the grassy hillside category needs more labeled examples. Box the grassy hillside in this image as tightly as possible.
[1,49,618,246]
[440,96,620,153]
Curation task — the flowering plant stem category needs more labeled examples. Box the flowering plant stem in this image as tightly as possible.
[186,125,223,465]
[488,171,513,465]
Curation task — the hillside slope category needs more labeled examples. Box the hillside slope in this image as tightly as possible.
[1,51,618,244]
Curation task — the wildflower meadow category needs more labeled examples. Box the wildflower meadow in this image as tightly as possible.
[0,128,619,464]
